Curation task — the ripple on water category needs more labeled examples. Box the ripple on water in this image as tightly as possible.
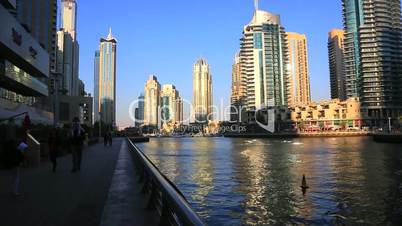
[140,137,402,225]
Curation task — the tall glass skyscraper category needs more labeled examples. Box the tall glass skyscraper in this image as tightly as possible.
[343,0,402,119]
[239,6,289,112]
[343,0,364,98]
[95,29,117,126]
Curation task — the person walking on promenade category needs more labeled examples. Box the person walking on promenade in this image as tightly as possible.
[70,117,85,173]
[108,131,113,146]
[48,128,58,172]
[104,132,108,147]
[14,137,28,196]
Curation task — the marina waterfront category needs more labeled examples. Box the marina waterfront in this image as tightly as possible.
[138,137,402,225]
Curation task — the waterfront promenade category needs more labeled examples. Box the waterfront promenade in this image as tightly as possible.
[0,138,158,226]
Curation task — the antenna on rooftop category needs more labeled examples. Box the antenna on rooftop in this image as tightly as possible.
[254,0,259,11]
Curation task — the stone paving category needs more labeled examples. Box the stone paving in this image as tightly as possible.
[0,138,158,226]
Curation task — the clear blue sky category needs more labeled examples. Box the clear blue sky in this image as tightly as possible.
[75,0,343,128]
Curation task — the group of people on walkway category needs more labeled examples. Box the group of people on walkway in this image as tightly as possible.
[104,131,113,147]
[12,117,113,196]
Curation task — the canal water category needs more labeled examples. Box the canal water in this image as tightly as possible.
[137,137,402,225]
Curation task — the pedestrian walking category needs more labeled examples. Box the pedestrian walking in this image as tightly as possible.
[48,128,58,172]
[104,132,108,147]
[14,138,28,196]
[108,131,113,146]
[70,117,85,173]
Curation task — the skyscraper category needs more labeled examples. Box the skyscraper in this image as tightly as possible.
[192,58,213,123]
[230,52,246,122]
[342,0,363,98]
[135,93,145,127]
[160,85,183,126]
[144,75,161,127]
[56,0,79,96]
[93,50,100,123]
[239,4,289,113]
[343,0,402,119]
[286,32,311,106]
[95,29,117,126]
[328,29,346,100]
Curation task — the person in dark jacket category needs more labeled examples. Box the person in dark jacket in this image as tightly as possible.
[48,128,58,172]
[70,117,85,173]
[108,131,113,146]
[104,132,108,147]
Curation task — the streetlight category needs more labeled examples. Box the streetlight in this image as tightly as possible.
[388,117,392,133]
[98,112,102,138]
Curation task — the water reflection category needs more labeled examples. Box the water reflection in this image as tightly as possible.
[138,137,402,225]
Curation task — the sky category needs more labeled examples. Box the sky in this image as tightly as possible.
[74,0,343,128]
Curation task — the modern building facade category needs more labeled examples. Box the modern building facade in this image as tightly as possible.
[286,32,311,106]
[16,0,57,73]
[290,97,362,129]
[144,75,161,127]
[342,0,402,119]
[56,95,93,127]
[342,0,363,98]
[95,29,117,126]
[56,0,79,96]
[134,93,144,127]
[328,29,346,100]
[239,6,289,113]
[192,58,213,123]
[0,1,53,123]
[160,84,183,126]
[60,0,77,41]
[230,52,246,122]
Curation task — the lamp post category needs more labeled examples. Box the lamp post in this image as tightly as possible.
[98,112,102,138]
[388,117,392,133]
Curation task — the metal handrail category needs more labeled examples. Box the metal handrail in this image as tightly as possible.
[126,138,205,226]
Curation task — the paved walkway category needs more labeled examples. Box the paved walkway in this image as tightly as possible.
[0,138,158,226]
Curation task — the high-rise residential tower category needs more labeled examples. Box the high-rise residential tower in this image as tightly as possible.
[239,4,289,112]
[343,0,364,98]
[192,58,213,123]
[343,0,402,118]
[95,29,117,126]
[160,85,183,126]
[144,75,161,127]
[286,32,311,106]
[328,29,346,100]
[56,0,79,96]
[230,52,246,122]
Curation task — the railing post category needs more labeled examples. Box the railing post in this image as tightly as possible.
[126,137,205,226]
[159,197,171,226]
[147,181,156,210]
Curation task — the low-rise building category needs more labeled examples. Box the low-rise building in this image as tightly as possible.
[56,95,93,127]
[290,97,362,129]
